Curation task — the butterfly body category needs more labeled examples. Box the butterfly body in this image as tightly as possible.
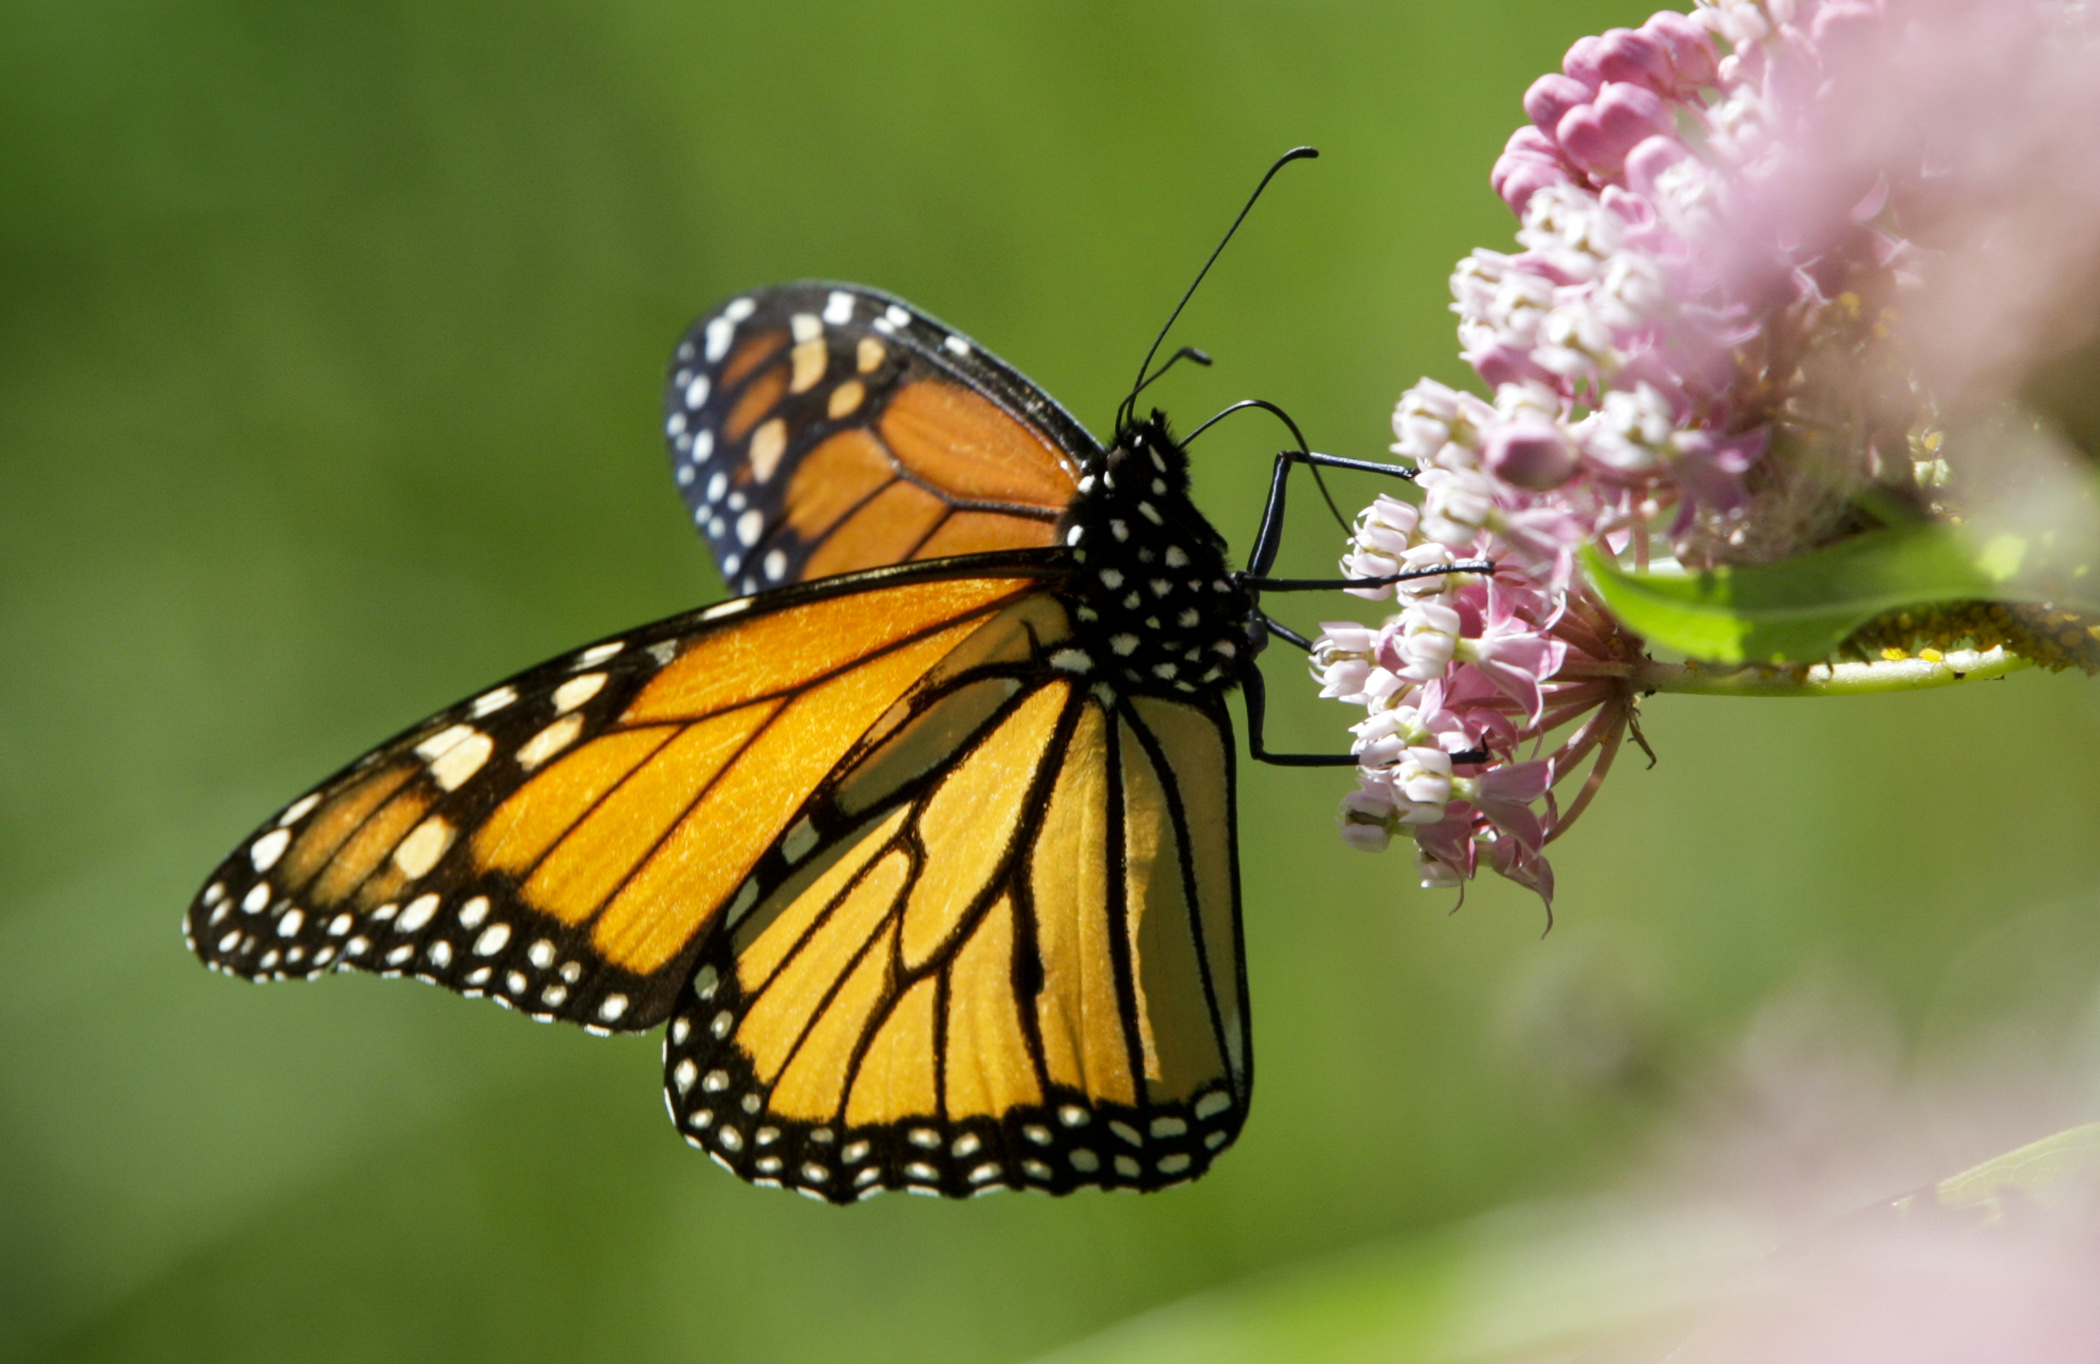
[190,283,1262,1203]
[1048,414,1257,701]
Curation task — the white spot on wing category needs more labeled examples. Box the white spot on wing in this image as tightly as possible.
[278,794,321,826]
[790,312,822,343]
[471,686,519,717]
[823,291,854,324]
[553,673,606,715]
[703,317,734,362]
[428,731,493,790]
[396,893,442,933]
[392,818,455,879]
[517,715,584,770]
[942,334,969,357]
[249,828,291,872]
[736,509,764,547]
[577,642,622,668]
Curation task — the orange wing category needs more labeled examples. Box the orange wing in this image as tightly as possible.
[183,557,1060,1032]
[665,284,1096,593]
[661,623,1250,1202]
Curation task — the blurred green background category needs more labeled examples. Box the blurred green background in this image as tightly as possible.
[7,2,2100,1361]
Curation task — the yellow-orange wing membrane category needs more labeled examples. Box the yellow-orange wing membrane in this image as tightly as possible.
[661,603,1250,1201]
[665,284,1093,594]
[183,559,1059,1032]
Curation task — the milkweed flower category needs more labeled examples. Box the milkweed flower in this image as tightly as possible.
[1319,0,2100,897]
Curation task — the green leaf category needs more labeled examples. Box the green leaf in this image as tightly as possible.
[1889,1121,2100,1227]
[1581,521,2100,665]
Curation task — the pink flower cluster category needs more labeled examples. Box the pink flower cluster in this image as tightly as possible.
[1315,0,1961,896]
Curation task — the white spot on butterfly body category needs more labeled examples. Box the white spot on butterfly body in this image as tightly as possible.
[553,673,606,715]
[1109,635,1138,656]
[1164,546,1189,568]
[250,828,291,872]
[1099,568,1124,589]
[1050,649,1091,673]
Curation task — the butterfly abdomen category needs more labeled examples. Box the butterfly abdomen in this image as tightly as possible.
[1053,413,1254,699]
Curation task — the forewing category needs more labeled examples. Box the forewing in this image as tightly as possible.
[662,660,1250,1202]
[664,283,1097,594]
[183,560,1059,1033]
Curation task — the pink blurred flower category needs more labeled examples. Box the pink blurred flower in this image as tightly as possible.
[1317,0,2100,898]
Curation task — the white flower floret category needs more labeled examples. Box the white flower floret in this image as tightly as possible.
[1394,600,1464,680]
[1417,467,1497,547]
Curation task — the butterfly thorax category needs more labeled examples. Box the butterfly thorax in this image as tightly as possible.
[1051,411,1254,698]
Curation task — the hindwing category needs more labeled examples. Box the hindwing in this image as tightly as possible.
[661,608,1250,1202]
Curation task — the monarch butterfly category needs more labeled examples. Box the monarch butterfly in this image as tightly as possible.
[183,152,1465,1202]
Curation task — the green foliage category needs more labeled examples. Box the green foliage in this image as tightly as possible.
[1584,520,2100,665]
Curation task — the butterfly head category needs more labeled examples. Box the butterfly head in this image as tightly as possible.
[1052,409,1254,697]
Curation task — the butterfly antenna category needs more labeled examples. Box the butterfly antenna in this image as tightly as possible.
[1130,346,1213,401]
[1118,146,1319,432]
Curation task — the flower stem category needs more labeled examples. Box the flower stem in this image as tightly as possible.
[1635,647,2033,697]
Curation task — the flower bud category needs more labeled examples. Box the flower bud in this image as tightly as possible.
[1557,82,1672,176]
[1639,10,1717,89]
[1523,73,1592,132]
[1484,420,1580,490]
[1337,786,1397,852]
[1591,27,1674,95]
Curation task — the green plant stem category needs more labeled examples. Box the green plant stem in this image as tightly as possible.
[1633,646,2034,697]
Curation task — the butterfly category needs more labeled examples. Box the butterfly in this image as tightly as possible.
[181,149,1438,1203]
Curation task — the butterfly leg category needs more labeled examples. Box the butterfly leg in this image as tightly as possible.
[1240,449,1417,579]
[1241,653,1359,767]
